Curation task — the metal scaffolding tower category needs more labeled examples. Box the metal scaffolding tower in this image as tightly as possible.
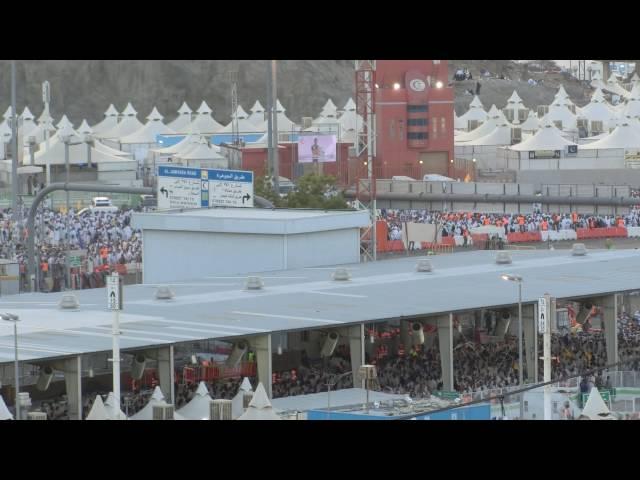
[355,60,377,261]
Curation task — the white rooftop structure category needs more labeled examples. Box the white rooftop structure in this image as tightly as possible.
[129,386,185,420]
[167,102,193,132]
[76,119,92,135]
[56,115,74,130]
[120,107,175,145]
[151,133,204,155]
[546,101,578,131]
[247,100,266,126]
[176,382,213,420]
[97,103,144,140]
[580,387,616,420]
[174,136,225,161]
[180,101,224,134]
[510,120,576,151]
[518,110,540,132]
[455,95,488,129]
[0,394,13,420]
[341,98,356,113]
[455,107,506,143]
[104,392,128,420]
[319,99,338,118]
[237,383,281,420]
[232,377,254,419]
[463,122,513,147]
[86,394,111,420]
[219,105,264,133]
[580,123,640,150]
[91,104,120,135]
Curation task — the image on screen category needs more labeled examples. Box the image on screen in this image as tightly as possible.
[297,134,337,163]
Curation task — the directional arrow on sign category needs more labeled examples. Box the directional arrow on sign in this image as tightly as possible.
[242,193,251,204]
[110,291,116,300]
[160,187,169,198]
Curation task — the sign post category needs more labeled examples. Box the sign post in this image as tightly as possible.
[107,272,123,412]
[540,294,552,420]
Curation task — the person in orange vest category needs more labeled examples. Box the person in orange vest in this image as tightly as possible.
[617,217,625,228]
[518,215,525,233]
[541,219,548,231]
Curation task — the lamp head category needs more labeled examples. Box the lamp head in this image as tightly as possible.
[501,274,523,282]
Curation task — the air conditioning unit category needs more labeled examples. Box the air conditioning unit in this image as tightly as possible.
[577,118,588,130]
[302,117,313,129]
[518,110,528,123]
[152,404,174,420]
[467,120,480,131]
[591,120,603,135]
[567,104,576,114]
[553,120,563,130]
[503,109,514,122]
[537,105,549,117]
[210,399,233,420]
[511,128,522,144]
[27,411,47,420]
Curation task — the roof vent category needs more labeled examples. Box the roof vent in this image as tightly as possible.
[416,259,433,272]
[572,243,587,256]
[245,276,264,290]
[332,268,351,281]
[495,251,512,264]
[155,285,175,300]
[59,293,80,310]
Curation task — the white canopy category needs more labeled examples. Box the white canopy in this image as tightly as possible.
[86,395,111,420]
[581,387,616,420]
[129,386,186,420]
[237,383,281,420]
[176,382,213,420]
[56,115,74,130]
[32,134,137,166]
[510,121,577,151]
[120,107,175,144]
[319,98,338,118]
[463,123,513,146]
[104,392,128,419]
[180,101,224,134]
[152,134,214,155]
[92,104,120,135]
[507,90,523,104]
[93,139,133,158]
[168,102,193,131]
[98,103,144,140]
[219,105,264,133]
[456,107,508,143]
[0,122,12,143]
[624,84,640,118]
[0,394,13,420]
[341,97,356,112]
[174,137,225,160]
[546,102,578,130]
[232,377,254,419]
[580,123,640,150]
[518,110,539,132]
[247,100,266,126]
[77,119,92,135]
[456,95,488,128]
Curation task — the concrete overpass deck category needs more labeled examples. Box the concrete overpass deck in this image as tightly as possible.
[1,248,639,365]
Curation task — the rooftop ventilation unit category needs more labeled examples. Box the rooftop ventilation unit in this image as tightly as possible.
[572,243,587,256]
[416,259,433,272]
[245,276,264,290]
[320,331,339,357]
[59,293,80,310]
[332,268,351,281]
[152,404,175,420]
[411,322,425,346]
[36,365,54,392]
[302,117,313,129]
[495,251,512,264]
[155,285,175,300]
[210,399,233,420]
[27,411,47,420]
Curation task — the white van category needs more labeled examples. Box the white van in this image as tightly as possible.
[78,197,119,215]
[423,174,455,182]
[392,176,417,181]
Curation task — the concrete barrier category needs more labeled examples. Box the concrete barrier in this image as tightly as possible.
[627,227,640,238]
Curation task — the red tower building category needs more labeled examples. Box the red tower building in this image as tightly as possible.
[374,60,455,178]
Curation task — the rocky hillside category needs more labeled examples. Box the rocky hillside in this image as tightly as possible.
[0,60,356,126]
[0,60,598,127]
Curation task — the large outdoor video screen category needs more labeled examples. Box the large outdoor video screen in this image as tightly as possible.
[297,134,337,163]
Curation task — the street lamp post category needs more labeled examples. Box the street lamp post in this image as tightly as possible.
[1,313,20,420]
[501,274,524,419]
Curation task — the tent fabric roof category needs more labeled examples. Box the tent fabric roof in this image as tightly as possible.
[33,136,137,166]
[342,98,356,112]
[181,110,224,134]
[546,104,577,130]
[93,139,133,158]
[237,383,281,420]
[177,101,192,115]
[146,107,164,122]
[518,111,540,131]
[455,113,503,143]
[580,123,640,150]
[581,387,616,420]
[86,395,111,420]
[56,115,74,130]
[580,101,615,123]
[196,101,213,115]
[119,114,175,144]
[219,115,264,133]
[176,382,213,420]
[469,95,484,109]
[507,90,523,104]
[0,394,13,420]
[104,104,119,117]
[20,106,35,120]
[510,122,576,151]
[151,134,205,155]
[175,137,225,160]
[250,100,264,113]
[463,123,513,146]
[77,120,93,135]
[104,392,128,420]
[232,378,254,419]
[97,114,145,140]
[232,105,249,119]
[92,116,119,135]
[121,102,138,116]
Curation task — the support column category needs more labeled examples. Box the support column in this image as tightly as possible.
[399,320,410,354]
[343,324,365,388]
[157,346,175,404]
[61,356,82,421]
[522,304,537,383]
[253,334,272,399]
[436,314,454,392]
[600,294,619,364]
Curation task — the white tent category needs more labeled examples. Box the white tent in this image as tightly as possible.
[167,102,193,132]
[176,382,213,420]
[174,136,225,162]
[120,107,175,145]
[579,88,616,131]
[318,98,338,119]
[247,100,266,126]
[56,115,74,130]
[232,377,254,419]
[237,383,281,420]
[455,95,488,130]
[339,98,356,117]
[219,105,264,133]
[129,386,186,420]
[503,91,528,124]
[255,99,298,132]
[86,395,111,420]
[0,394,13,420]
[19,106,38,136]
[518,110,540,132]
[580,123,640,150]
[97,103,144,140]
[624,84,640,118]
[151,133,204,155]
[580,387,616,420]
[92,104,120,135]
[463,123,513,147]
[32,132,136,166]
[455,107,506,143]
[180,101,224,134]
[510,121,577,151]
[104,392,128,420]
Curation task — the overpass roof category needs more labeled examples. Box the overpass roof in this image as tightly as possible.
[1,249,639,364]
